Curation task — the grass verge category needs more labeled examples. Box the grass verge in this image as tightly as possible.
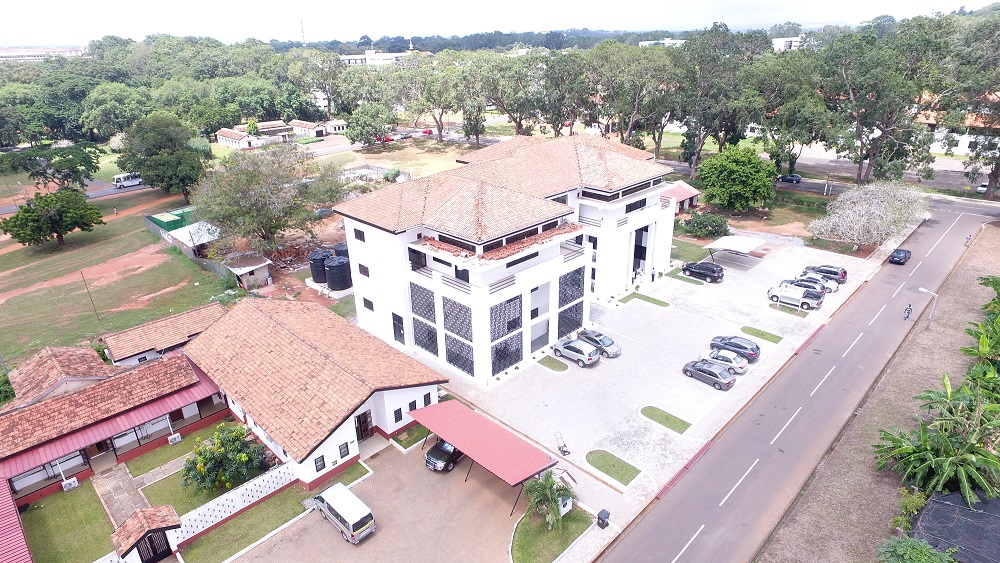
[641,406,691,434]
[392,423,430,449]
[770,303,809,317]
[741,326,783,344]
[511,509,593,563]
[125,423,235,477]
[619,293,669,307]
[142,471,235,516]
[667,268,704,285]
[539,355,568,371]
[180,463,368,563]
[804,237,859,254]
[21,481,114,563]
[586,450,641,486]
[329,295,356,319]
[671,238,710,263]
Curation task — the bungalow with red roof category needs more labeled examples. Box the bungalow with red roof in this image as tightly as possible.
[334,134,675,383]
[215,120,293,150]
[289,119,326,138]
[101,303,226,365]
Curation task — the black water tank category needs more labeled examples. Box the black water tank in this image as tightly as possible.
[308,249,333,284]
[325,256,353,291]
[334,242,349,258]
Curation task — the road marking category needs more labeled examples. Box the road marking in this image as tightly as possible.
[925,214,962,257]
[719,458,759,507]
[869,305,886,325]
[842,333,863,357]
[892,282,905,298]
[811,366,836,396]
[670,524,705,563]
[770,406,802,445]
[908,261,922,277]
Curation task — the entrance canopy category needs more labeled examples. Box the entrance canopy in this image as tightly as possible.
[703,235,766,255]
[410,400,557,487]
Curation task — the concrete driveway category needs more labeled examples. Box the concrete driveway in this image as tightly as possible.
[237,445,522,563]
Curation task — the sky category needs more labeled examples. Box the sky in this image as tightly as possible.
[2,0,978,47]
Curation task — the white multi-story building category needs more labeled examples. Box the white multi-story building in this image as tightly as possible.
[772,35,804,52]
[335,135,676,385]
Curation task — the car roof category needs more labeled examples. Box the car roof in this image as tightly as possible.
[567,339,597,352]
[316,483,372,521]
[713,349,741,359]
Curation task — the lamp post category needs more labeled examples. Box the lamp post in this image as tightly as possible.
[918,287,939,323]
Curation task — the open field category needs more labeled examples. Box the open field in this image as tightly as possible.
[21,481,114,563]
[315,138,477,178]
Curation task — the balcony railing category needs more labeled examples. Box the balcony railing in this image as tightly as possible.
[560,242,585,263]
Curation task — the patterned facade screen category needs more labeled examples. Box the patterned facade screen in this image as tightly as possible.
[413,318,438,356]
[558,301,584,338]
[492,332,523,375]
[443,297,473,341]
[410,282,436,322]
[558,267,585,308]
[445,334,475,376]
[489,295,522,342]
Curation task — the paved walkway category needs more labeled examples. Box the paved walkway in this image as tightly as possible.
[91,464,150,527]
[132,455,189,489]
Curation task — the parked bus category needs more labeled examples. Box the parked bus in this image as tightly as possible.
[113,173,143,188]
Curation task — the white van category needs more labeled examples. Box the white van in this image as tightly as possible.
[314,482,376,544]
[767,285,824,310]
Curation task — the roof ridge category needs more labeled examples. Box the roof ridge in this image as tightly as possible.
[102,303,221,339]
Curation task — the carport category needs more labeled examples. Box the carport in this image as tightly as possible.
[703,235,767,270]
[410,400,558,516]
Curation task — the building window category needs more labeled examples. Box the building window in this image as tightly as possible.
[354,228,365,241]
[247,270,255,276]
[551,194,569,205]
[505,227,539,245]
[445,334,475,376]
[506,252,539,269]
[455,267,470,282]
[581,190,620,202]
[314,456,326,472]
[625,198,647,214]
[542,221,558,232]
[558,301,584,338]
[531,307,539,319]
[492,332,523,375]
[359,264,370,277]
[559,267,585,307]
[443,297,473,341]
[588,235,598,249]
[490,295,522,341]
[394,408,402,422]
[339,442,349,458]
[622,183,650,197]
[410,283,436,322]
[392,313,405,344]
[482,239,503,253]
[409,400,417,411]
[137,356,148,363]
[363,298,374,311]
[423,392,431,406]
[438,234,476,253]
[413,318,439,355]
[432,256,451,267]
[408,248,427,270]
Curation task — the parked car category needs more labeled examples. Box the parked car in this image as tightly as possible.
[682,361,736,390]
[977,182,989,194]
[315,483,377,544]
[682,261,724,283]
[710,336,761,362]
[768,285,824,310]
[398,132,413,139]
[798,272,839,293]
[553,339,601,367]
[422,129,433,135]
[577,329,621,358]
[777,173,802,183]
[802,265,848,285]
[699,349,749,374]
[779,278,828,295]
[381,136,394,142]
[425,437,465,472]
[889,248,912,265]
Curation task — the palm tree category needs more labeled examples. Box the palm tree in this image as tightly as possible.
[523,470,578,530]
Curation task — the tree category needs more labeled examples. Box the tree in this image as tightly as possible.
[192,144,343,254]
[286,48,345,119]
[245,117,260,136]
[0,187,104,246]
[345,103,394,147]
[119,112,204,203]
[141,149,204,204]
[537,50,591,137]
[468,50,542,135]
[696,146,776,212]
[768,22,802,39]
[808,181,927,246]
[414,52,463,142]
[3,142,103,190]
[683,211,731,238]
[523,470,577,530]
[180,424,265,492]
[39,71,101,140]
[79,82,149,139]
[462,98,486,146]
[876,536,957,563]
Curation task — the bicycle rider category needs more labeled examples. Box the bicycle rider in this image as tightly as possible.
[904,304,913,320]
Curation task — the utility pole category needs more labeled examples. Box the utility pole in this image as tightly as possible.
[81,270,100,319]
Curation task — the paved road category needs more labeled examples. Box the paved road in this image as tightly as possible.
[600,196,1000,563]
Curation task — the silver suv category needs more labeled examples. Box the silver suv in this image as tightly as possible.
[767,285,824,310]
[553,339,601,367]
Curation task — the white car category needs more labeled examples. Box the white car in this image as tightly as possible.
[977,182,989,194]
[699,349,749,374]
[553,339,601,368]
[797,273,839,293]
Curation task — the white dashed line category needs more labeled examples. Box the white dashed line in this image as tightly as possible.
[770,407,802,445]
[926,214,962,257]
[670,524,706,563]
[892,282,905,298]
[869,305,886,326]
[811,366,836,397]
[719,458,759,507]
[842,333,863,357]
[908,261,922,277]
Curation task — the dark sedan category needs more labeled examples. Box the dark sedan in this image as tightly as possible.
[889,249,911,265]
[710,336,761,362]
[777,174,802,183]
[682,361,736,391]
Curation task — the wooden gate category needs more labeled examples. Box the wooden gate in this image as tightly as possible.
[135,530,171,563]
[355,410,373,443]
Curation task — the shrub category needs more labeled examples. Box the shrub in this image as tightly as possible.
[181,424,265,492]
[221,271,239,290]
[0,373,13,404]
[876,536,956,563]
[683,211,730,238]
[383,168,400,182]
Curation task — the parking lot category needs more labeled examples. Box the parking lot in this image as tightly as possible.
[238,445,522,563]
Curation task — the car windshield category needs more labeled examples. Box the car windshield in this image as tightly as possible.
[438,441,455,453]
[599,336,614,346]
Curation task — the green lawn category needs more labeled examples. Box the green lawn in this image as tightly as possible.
[667,268,704,285]
[586,450,641,486]
[21,481,114,563]
[92,146,123,183]
[180,463,369,563]
[329,295,356,319]
[126,423,236,477]
[511,509,593,563]
[485,123,517,136]
[804,237,859,254]
[142,471,234,516]
[392,423,430,448]
[641,406,691,433]
[619,293,669,307]
[539,355,568,371]
[671,238,710,263]
[771,303,809,317]
[741,326,783,344]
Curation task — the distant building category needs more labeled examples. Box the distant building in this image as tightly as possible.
[0,46,86,62]
[340,49,417,67]
[639,39,686,48]
[772,36,804,52]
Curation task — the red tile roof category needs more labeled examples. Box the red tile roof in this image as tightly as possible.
[216,128,247,141]
[335,135,669,242]
[0,355,202,461]
[409,400,558,486]
[234,121,289,132]
[3,347,121,411]
[182,299,448,462]
[0,485,30,563]
[289,120,319,129]
[661,180,701,202]
[112,506,180,556]
[101,303,226,362]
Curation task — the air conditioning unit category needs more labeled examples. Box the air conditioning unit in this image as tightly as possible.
[61,477,79,492]
[167,433,183,446]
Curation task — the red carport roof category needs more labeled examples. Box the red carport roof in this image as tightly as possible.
[0,485,31,563]
[409,400,557,487]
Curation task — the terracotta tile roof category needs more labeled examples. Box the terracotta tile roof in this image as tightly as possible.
[216,128,247,141]
[101,303,226,362]
[661,180,701,201]
[4,347,118,408]
[289,120,318,128]
[182,299,448,462]
[0,355,201,459]
[112,506,180,556]
[335,135,669,242]
[477,222,583,261]
[234,120,289,132]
